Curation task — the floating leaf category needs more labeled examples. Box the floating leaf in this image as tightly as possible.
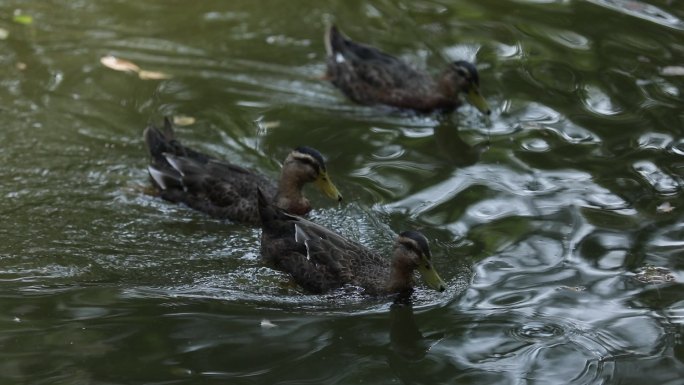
[0,28,8,40]
[260,319,277,328]
[138,69,172,80]
[16,62,26,70]
[661,66,684,76]
[100,55,170,80]
[13,14,33,25]
[173,115,196,126]
[260,120,281,129]
[100,55,140,73]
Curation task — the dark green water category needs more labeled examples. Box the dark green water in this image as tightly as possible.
[2,1,684,384]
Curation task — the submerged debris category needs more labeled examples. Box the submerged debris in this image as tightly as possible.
[557,286,586,292]
[260,319,277,329]
[656,202,675,213]
[634,265,676,284]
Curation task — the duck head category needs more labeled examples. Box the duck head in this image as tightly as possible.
[442,60,491,116]
[279,147,343,210]
[389,230,447,293]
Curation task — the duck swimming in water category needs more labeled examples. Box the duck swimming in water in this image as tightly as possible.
[325,25,491,115]
[258,190,446,295]
[144,118,342,224]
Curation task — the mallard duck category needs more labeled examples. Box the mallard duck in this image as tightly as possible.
[258,190,446,295]
[144,118,342,224]
[325,25,491,115]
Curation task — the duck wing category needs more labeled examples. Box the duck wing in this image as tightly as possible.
[258,193,389,293]
[144,120,277,223]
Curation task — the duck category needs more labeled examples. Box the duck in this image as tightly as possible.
[257,189,447,295]
[324,24,491,115]
[143,118,343,224]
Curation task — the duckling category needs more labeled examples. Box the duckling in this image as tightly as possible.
[258,189,446,295]
[144,118,342,224]
[325,25,491,115]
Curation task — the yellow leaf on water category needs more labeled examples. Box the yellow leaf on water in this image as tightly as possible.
[138,70,172,80]
[100,55,170,80]
[13,14,33,25]
[100,55,140,73]
[173,115,196,126]
[16,62,26,70]
[0,28,9,40]
[260,121,281,129]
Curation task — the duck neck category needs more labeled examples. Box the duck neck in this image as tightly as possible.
[437,71,459,99]
[275,171,310,216]
[386,251,414,294]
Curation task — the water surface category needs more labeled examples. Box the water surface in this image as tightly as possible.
[1,1,684,384]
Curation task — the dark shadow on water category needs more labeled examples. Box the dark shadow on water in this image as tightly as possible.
[432,121,489,168]
[386,297,447,384]
[389,298,428,362]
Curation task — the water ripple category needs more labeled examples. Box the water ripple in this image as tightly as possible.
[587,0,684,30]
[546,29,591,50]
[633,160,681,195]
[582,84,624,116]
[2,0,684,383]
[637,132,674,151]
[510,320,566,341]
[434,311,622,384]
[528,61,579,93]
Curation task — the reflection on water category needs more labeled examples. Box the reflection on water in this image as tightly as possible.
[1,0,684,384]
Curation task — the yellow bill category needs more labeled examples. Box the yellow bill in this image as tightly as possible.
[315,171,343,202]
[466,86,491,116]
[417,259,446,292]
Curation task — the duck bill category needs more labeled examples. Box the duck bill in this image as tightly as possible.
[315,172,343,202]
[466,87,491,116]
[418,262,446,292]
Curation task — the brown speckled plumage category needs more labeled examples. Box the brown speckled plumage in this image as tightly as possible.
[325,25,490,115]
[258,190,446,295]
[144,118,341,224]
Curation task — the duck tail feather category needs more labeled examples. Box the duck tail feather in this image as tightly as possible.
[144,119,176,161]
[325,24,345,56]
[257,187,295,229]
[147,165,181,191]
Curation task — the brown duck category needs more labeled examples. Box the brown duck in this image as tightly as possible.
[144,118,342,224]
[258,190,447,295]
[325,25,491,115]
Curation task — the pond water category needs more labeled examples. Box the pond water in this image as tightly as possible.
[1,0,684,384]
